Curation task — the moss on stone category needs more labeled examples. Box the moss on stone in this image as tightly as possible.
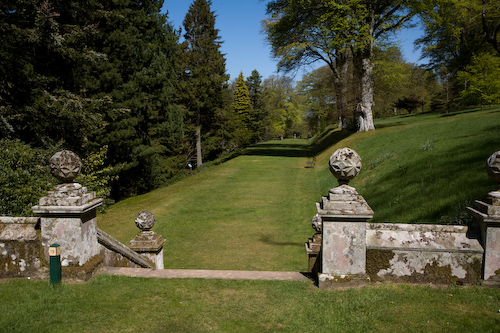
[419,262,454,284]
[366,249,394,280]
[62,255,103,281]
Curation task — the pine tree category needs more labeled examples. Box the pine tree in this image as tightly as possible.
[246,70,268,143]
[0,0,104,153]
[232,72,252,146]
[181,0,229,166]
[81,0,184,199]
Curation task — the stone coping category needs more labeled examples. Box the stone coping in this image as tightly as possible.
[366,223,483,254]
[467,206,500,225]
[367,223,469,233]
[319,214,374,222]
[32,198,103,215]
[0,218,39,241]
[99,267,311,281]
[0,217,39,224]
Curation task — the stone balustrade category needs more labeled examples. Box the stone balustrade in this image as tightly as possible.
[308,147,496,288]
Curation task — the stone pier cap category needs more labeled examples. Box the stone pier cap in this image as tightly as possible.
[32,150,103,213]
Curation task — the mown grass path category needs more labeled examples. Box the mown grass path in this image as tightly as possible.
[98,107,500,271]
[99,142,325,271]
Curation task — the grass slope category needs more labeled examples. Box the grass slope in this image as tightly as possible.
[98,107,500,271]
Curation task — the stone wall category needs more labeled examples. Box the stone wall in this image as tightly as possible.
[310,147,496,288]
[0,217,47,278]
[366,223,483,284]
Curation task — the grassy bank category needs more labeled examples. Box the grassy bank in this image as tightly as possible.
[98,106,500,271]
[3,107,500,332]
[1,276,499,332]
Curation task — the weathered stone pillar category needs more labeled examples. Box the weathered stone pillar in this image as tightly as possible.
[312,148,374,288]
[128,211,165,269]
[468,150,500,285]
[32,151,103,267]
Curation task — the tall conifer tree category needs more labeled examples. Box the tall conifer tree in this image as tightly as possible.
[232,72,252,146]
[82,0,183,199]
[246,70,268,143]
[181,0,229,166]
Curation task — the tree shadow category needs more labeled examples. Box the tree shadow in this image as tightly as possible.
[258,235,300,247]
[244,129,352,158]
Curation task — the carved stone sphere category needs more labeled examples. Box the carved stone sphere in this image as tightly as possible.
[329,148,362,184]
[135,211,155,231]
[312,214,322,233]
[49,150,82,183]
[487,150,500,186]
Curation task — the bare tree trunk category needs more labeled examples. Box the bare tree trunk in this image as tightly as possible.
[357,55,375,132]
[196,126,202,167]
[352,42,375,132]
[196,107,203,166]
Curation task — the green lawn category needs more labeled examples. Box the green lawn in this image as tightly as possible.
[2,107,500,332]
[98,106,500,271]
[98,148,320,271]
[1,276,499,332]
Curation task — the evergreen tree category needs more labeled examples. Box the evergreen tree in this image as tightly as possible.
[83,0,184,199]
[181,0,229,166]
[232,72,252,147]
[246,70,268,143]
[0,0,104,153]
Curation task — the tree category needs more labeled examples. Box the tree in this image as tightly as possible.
[262,75,304,139]
[417,0,486,72]
[232,72,252,146]
[264,0,417,132]
[181,0,229,166]
[0,0,104,153]
[0,139,56,216]
[85,0,183,199]
[417,0,500,111]
[0,0,186,201]
[246,70,269,142]
[372,46,411,116]
[263,1,352,130]
[298,66,336,133]
[456,52,500,109]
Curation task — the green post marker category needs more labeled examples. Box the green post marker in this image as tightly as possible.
[49,244,61,285]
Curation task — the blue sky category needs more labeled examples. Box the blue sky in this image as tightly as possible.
[161,1,425,82]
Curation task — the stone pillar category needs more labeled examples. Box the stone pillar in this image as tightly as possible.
[128,211,165,269]
[468,150,500,285]
[32,151,102,267]
[311,148,374,288]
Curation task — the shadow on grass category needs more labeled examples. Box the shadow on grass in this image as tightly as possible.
[244,130,352,158]
[375,121,407,129]
[440,106,500,118]
[259,235,300,247]
[364,132,498,223]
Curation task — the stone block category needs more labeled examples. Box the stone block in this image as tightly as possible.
[129,231,166,269]
[322,221,366,275]
[0,217,47,278]
[366,223,483,284]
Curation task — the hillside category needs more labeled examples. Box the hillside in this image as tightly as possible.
[98,106,500,272]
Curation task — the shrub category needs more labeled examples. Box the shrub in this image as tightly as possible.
[0,139,56,216]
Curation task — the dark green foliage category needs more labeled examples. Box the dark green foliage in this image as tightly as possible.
[246,70,269,143]
[0,139,56,216]
[0,0,105,154]
[84,0,185,199]
[180,0,230,165]
[232,72,252,146]
[0,0,186,202]
[394,96,424,114]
